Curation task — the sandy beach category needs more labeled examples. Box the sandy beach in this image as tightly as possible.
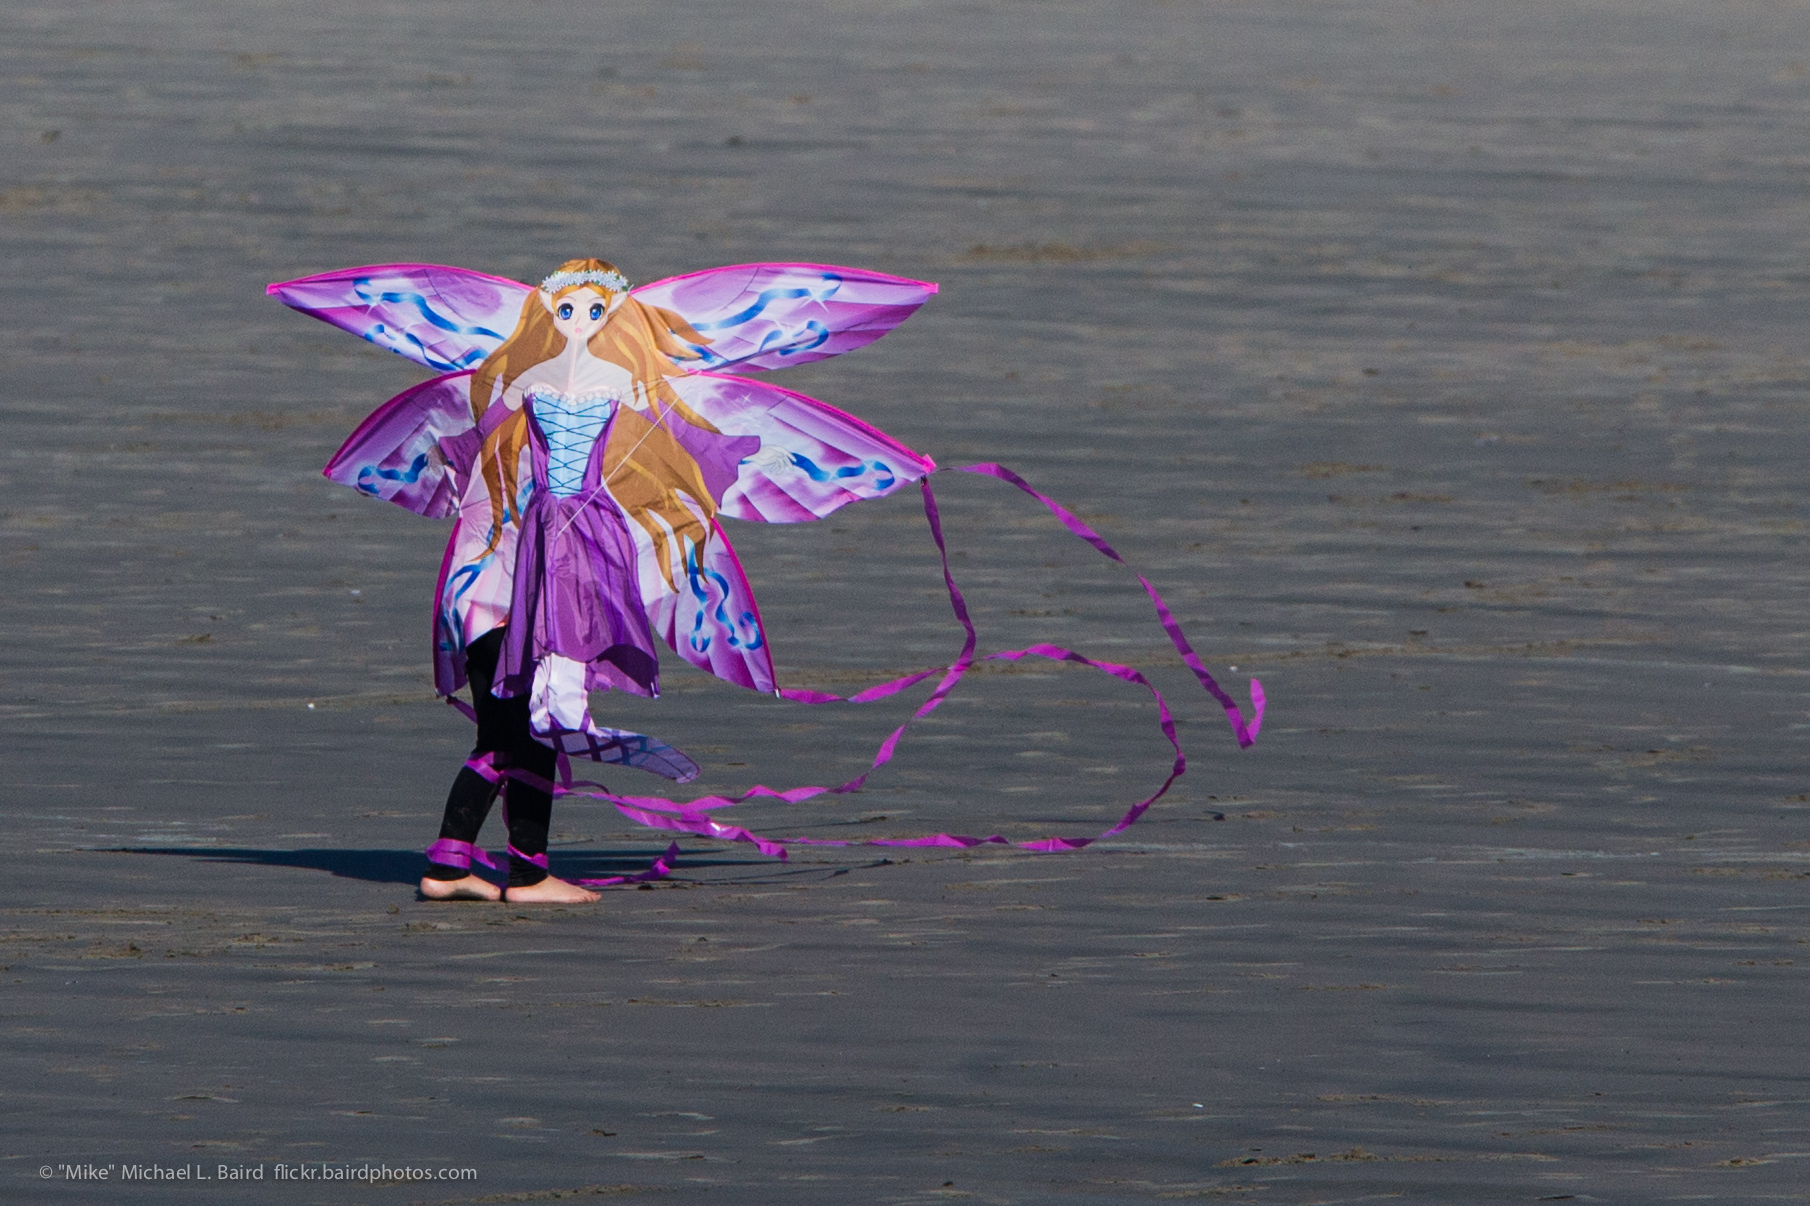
[4,0,1808,1200]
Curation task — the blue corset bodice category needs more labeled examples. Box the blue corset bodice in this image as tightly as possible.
[527,386,619,498]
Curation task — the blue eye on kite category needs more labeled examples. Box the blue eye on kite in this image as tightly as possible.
[557,303,574,319]
[589,303,604,320]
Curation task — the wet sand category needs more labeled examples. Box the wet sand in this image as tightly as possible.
[4,0,1809,1201]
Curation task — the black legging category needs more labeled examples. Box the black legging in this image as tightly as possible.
[424,628,558,888]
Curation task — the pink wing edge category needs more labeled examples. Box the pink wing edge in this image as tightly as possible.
[270,260,937,300]
[631,261,939,298]
[265,262,531,296]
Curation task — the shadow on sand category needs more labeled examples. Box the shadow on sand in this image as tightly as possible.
[110,845,770,886]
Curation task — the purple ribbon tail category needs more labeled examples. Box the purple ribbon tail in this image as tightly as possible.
[575,842,683,888]
[432,464,1263,866]
[957,462,1264,747]
[424,838,499,873]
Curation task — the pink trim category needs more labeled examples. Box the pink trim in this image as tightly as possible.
[632,261,938,296]
[267,263,529,297]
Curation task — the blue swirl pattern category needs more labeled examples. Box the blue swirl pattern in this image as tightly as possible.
[362,325,491,372]
[355,452,430,495]
[683,542,764,654]
[768,451,896,492]
[677,274,843,366]
[353,279,508,372]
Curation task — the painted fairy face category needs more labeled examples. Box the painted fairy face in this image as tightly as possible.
[549,286,613,342]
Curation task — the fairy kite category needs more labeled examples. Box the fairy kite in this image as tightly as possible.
[268,258,1263,891]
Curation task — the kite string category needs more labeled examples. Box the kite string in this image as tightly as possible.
[465,463,1264,873]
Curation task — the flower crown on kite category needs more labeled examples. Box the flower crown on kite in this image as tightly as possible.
[539,266,631,295]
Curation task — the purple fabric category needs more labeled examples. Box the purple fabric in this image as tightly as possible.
[430,389,572,700]
[477,465,1265,862]
[436,427,481,478]
[323,372,475,519]
[647,516,776,693]
[424,837,498,873]
[552,725,700,783]
[462,750,505,785]
[500,405,661,699]
[267,260,933,380]
[670,372,936,523]
[483,395,780,700]
[666,424,761,503]
[629,263,937,373]
[266,265,531,374]
[282,261,936,708]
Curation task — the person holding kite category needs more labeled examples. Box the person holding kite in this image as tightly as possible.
[268,256,1262,903]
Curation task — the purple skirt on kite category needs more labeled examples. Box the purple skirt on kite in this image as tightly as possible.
[498,401,661,701]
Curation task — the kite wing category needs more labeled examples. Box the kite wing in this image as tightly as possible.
[324,371,477,519]
[601,370,929,692]
[659,372,935,523]
[631,262,935,374]
[634,515,778,695]
[267,263,532,373]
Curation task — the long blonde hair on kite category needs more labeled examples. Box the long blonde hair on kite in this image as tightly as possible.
[468,258,722,589]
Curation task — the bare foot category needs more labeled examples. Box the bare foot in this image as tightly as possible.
[419,875,502,902]
[503,876,601,904]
